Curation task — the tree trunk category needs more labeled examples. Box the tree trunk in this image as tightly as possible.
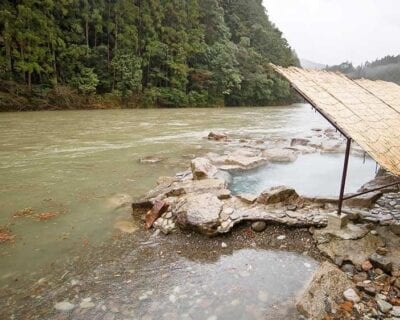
[86,18,89,56]
[28,72,32,93]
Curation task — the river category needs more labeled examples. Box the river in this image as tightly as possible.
[0,104,377,319]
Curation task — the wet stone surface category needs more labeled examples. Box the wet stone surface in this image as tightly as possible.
[0,225,321,320]
[359,192,400,226]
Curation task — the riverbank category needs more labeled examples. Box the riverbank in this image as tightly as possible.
[0,82,296,112]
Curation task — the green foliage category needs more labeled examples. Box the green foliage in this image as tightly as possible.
[70,67,99,94]
[0,0,298,108]
[327,55,400,85]
[111,54,142,98]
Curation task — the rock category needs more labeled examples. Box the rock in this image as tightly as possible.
[376,247,389,255]
[262,148,298,163]
[391,306,400,317]
[251,221,267,232]
[317,233,384,266]
[352,272,368,283]
[277,235,286,240]
[369,253,393,274]
[296,262,355,319]
[291,138,310,146]
[223,154,267,170]
[221,242,227,248]
[208,132,227,141]
[216,189,231,200]
[159,179,226,198]
[54,301,75,312]
[394,277,400,289]
[257,186,299,205]
[341,264,355,274]
[145,200,169,229]
[174,193,223,236]
[80,300,95,309]
[237,193,258,204]
[153,218,176,235]
[359,174,400,193]
[343,288,360,303]
[191,158,218,180]
[377,299,393,313]
[361,260,373,271]
[344,191,382,208]
[139,156,163,164]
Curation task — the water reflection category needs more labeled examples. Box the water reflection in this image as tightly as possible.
[230,153,376,197]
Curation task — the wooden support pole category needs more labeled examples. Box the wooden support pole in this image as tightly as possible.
[338,138,352,216]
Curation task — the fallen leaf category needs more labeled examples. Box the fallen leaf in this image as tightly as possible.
[12,207,35,218]
[0,227,15,243]
[34,212,58,221]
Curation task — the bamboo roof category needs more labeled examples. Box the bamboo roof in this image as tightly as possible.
[272,65,400,176]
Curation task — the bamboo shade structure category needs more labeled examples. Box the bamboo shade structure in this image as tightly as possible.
[272,65,400,176]
[355,79,400,114]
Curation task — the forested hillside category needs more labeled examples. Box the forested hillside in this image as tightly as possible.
[326,55,400,84]
[0,0,298,110]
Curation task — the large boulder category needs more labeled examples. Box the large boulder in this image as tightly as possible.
[316,233,384,265]
[174,193,223,236]
[257,186,299,205]
[359,174,400,193]
[262,148,298,163]
[191,157,218,180]
[296,261,356,319]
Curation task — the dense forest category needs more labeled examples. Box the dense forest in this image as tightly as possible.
[0,0,299,111]
[326,55,400,84]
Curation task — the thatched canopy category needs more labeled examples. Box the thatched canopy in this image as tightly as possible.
[272,65,400,176]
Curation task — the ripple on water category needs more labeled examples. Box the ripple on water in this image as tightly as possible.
[96,249,318,320]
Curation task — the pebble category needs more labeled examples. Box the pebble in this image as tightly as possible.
[377,299,393,313]
[80,301,95,309]
[277,235,286,240]
[391,306,400,317]
[221,242,227,248]
[54,301,75,312]
[361,260,373,271]
[251,221,267,232]
[343,288,360,303]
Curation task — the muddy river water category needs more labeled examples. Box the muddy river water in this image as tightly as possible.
[0,104,377,319]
